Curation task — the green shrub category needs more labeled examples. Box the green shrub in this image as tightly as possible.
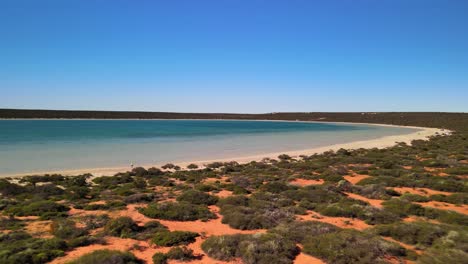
[400,193,431,202]
[372,222,449,247]
[103,217,140,238]
[139,202,216,221]
[80,214,110,230]
[202,233,299,264]
[166,246,197,261]
[302,230,407,264]
[5,200,69,217]
[270,221,338,243]
[67,249,142,264]
[51,219,87,239]
[152,253,168,264]
[382,198,425,217]
[151,231,198,246]
[176,190,218,205]
[0,231,66,264]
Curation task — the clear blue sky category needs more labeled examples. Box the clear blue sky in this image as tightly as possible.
[1,0,467,113]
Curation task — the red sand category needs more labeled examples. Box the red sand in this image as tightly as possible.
[213,190,234,198]
[416,201,468,215]
[391,187,452,196]
[298,210,370,230]
[403,216,441,225]
[24,220,52,238]
[293,253,325,264]
[289,178,324,186]
[49,237,164,264]
[343,174,370,185]
[344,192,384,208]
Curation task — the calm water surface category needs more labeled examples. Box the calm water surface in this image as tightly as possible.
[0,120,418,175]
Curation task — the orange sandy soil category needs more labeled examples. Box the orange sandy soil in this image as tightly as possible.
[212,189,234,198]
[403,216,442,225]
[289,178,324,186]
[50,237,170,264]
[297,210,370,230]
[402,166,413,170]
[24,220,52,238]
[203,176,229,184]
[424,167,450,176]
[415,201,468,215]
[293,253,325,264]
[344,192,384,208]
[294,245,325,264]
[343,174,370,185]
[391,187,452,196]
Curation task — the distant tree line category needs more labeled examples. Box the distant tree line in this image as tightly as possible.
[1,109,467,131]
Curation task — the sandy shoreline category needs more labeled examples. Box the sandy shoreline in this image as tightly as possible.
[1,121,449,178]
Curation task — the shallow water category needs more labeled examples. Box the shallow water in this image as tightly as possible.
[0,120,417,175]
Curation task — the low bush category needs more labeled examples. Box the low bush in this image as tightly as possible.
[68,249,142,264]
[302,229,407,264]
[372,222,449,247]
[139,202,216,221]
[152,253,168,264]
[176,190,218,205]
[80,214,110,230]
[0,231,67,264]
[51,219,87,239]
[382,198,425,217]
[270,221,338,243]
[151,231,198,246]
[124,193,155,204]
[103,217,141,238]
[166,246,197,261]
[5,200,69,218]
[202,233,299,264]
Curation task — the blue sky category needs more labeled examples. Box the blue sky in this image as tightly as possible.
[1,0,467,113]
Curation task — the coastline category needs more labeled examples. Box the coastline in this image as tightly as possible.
[1,121,448,178]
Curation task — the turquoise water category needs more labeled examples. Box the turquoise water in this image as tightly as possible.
[0,120,417,175]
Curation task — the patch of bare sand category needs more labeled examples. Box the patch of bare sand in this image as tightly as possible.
[343,174,370,185]
[424,167,453,177]
[213,190,233,198]
[403,216,441,225]
[294,253,325,264]
[298,210,370,230]
[415,201,468,215]
[203,176,229,184]
[50,237,166,264]
[344,192,384,208]
[391,187,452,196]
[294,245,325,264]
[24,220,52,238]
[289,178,324,186]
